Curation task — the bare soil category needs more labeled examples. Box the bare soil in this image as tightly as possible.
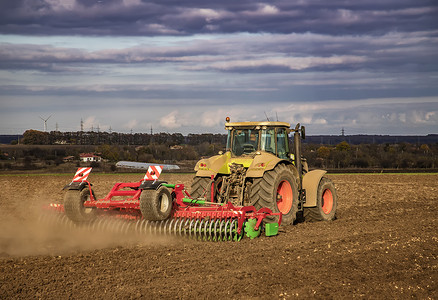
[0,173,437,299]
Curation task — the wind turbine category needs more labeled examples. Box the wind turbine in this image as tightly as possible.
[39,115,52,132]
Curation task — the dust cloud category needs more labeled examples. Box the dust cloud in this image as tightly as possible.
[0,213,173,257]
[0,175,176,257]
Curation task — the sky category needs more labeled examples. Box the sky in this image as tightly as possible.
[0,0,437,136]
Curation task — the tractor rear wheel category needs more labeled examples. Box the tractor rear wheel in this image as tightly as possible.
[140,186,172,221]
[250,164,299,225]
[190,176,212,201]
[64,188,96,224]
[304,177,337,221]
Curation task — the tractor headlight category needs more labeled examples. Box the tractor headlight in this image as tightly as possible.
[198,162,208,170]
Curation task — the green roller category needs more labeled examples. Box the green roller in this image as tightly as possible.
[244,218,261,239]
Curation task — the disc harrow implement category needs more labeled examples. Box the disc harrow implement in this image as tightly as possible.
[42,167,282,241]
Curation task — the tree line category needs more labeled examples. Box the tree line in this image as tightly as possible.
[19,130,226,146]
[305,141,437,170]
[1,129,436,171]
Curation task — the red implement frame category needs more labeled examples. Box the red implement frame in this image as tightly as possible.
[70,166,163,213]
[59,167,282,235]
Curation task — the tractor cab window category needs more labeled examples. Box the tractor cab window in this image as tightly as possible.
[231,129,259,156]
[277,128,289,159]
[226,129,232,151]
[260,128,275,154]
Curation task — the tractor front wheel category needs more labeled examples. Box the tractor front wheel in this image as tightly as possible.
[140,186,173,221]
[250,164,299,225]
[304,177,337,221]
[64,188,96,224]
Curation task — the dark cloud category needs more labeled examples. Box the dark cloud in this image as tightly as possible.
[0,1,437,135]
[0,0,436,36]
[2,29,437,77]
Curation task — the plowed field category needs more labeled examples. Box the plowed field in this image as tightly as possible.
[0,173,437,299]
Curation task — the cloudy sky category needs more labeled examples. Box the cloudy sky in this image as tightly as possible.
[0,0,437,135]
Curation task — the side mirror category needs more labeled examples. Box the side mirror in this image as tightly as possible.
[301,126,306,139]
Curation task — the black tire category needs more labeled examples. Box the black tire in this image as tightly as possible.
[140,186,172,221]
[190,176,212,201]
[249,164,299,225]
[304,177,337,222]
[64,188,96,224]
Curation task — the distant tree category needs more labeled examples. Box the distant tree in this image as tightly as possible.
[351,158,369,168]
[420,144,430,154]
[317,146,330,159]
[90,161,100,168]
[96,144,120,161]
[336,141,351,152]
[22,130,50,145]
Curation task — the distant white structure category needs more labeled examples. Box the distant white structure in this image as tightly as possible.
[116,161,180,170]
[80,153,102,162]
[39,115,51,132]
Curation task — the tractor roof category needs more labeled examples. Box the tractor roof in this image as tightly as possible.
[225,121,291,128]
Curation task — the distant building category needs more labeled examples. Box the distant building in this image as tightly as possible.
[170,145,183,150]
[63,156,75,162]
[80,153,102,162]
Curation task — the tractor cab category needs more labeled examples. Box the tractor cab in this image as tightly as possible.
[225,121,291,160]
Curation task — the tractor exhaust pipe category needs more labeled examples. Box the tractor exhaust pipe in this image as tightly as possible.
[294,123,303,189]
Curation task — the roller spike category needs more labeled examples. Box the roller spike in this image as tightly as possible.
[122,220,131,234]
[134,219,142,233]
[119,220,127,234]
[182,219,189,236]
[193,219,199,240]
[178,219,184,236]
[223,220,229,241]
[189,219,195,239]
[97,217,105,232]
[218,220,225,241]
[202,219,209,241]
[214,219,221,242]
[208,219,214,241]
[153,221,159,235]
[230,219,235,241]
[174,218,180,236]
[163,219,170,236]
[168,219,175,235]
[196,219,202,240]
[156,221,161,236]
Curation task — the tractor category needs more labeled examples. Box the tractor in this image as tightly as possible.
[42,118,337,241]
[190,118,337,225]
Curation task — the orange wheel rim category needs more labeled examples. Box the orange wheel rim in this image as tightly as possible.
[322,189,333,214]
[277,180,293,214]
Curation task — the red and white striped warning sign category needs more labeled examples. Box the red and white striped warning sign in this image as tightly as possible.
[144,165,163,181]
[72,167,92,182]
